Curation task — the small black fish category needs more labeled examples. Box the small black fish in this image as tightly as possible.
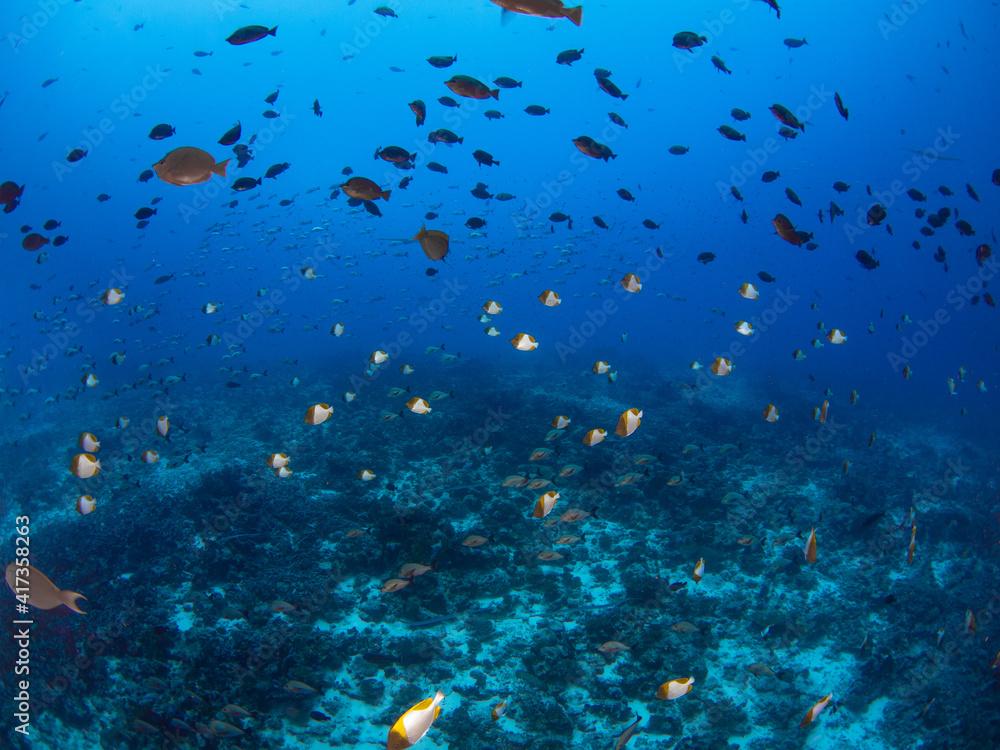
[313,99,323,117]
[225,381,242,388]
[148,123,175,140]
[757,271,776,283]
[218,122,242,146]
[697,252,716,264]
[262,109,280,119]
[427,55,457,69]
[556,48,584,65]
[138,169,154,183]
[134,207,157,220]
[154,274,175,285]
[593,216,608,229]
[855,250,880,270]
[425,268,438,276]
[264,89,279,104]
[232,177,261,192]
[425,212,438,220]
[265,162,290,179]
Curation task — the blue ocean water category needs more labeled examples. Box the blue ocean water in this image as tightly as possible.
[1,0,999,748]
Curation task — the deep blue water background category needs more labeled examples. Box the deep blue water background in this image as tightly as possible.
[2,4,1000,747]
[2,0,998,441]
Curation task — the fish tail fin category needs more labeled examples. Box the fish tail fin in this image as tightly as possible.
[374,147,381,160]
[413,225,426,241]
[213,159,230,178]
[61,590,87,615]
[269,26,278,36]
[490,89,500,99]
[382,189,391,201]
[566,6,583,26]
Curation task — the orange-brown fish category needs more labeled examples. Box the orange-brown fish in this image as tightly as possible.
[532,490,560,518]
[381,578,411,593]
[445,75,499,100]
[285,680,319,695]
[710,357,733,376]
[692,557,705,582]
[489,0,582,25]
[621,272,641,292]
[305,403,334,425]
[510,332,538,351]
[462,534,490,548]
[800,693,832,727]
[804,528,817,564]
[79,431,100,452]
[762,403,779,423]
[597,640,630,654]
[70,453,101,478]
[615,407,642,437]
[399,563,433,579]
[76,494,97,515]
[538,289,561,306]
[582,428,607,446]
[614,714,642,750]
[267,453,290,469]
[491,697,509,721]
[5,563,86,614]
[210,719,245,737]
[773,213,806,245]
[656,677,694,700]
[414,225,449,261]
[342,176,390,201]
[154,147,229,186]
[387,691,445,750]
[538,549,564,561]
